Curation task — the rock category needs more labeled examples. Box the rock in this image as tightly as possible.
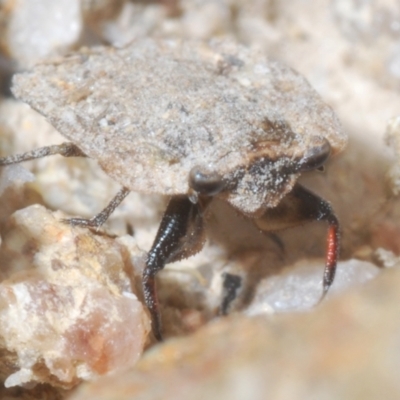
[0,164,34,197]
[69,266,400,400]
[81,0,125,23]
[0,205,150,389]
[0,0,83,67]
[332,0,400,90]
[385,116,400,196]
[0,383,68,400]
[245,258,380,315]
[0,0,128,68]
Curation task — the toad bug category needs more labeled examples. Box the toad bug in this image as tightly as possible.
[0,38,347,341]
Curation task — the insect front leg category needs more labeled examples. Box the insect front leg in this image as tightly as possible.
[63,186,130,229]
[0,142,86,164]
[143,196,206,341]
[0,143,128,229]
[254,184,340,299]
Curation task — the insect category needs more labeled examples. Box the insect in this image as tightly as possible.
[0,38,347,341]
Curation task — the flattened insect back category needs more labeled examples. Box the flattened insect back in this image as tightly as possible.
[11,38,346,215]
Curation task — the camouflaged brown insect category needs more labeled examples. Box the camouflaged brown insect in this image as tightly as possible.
[0,38,347,341]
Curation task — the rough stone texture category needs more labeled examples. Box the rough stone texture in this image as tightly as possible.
[98,0,233,47]
[0,0,82,67]
[0,0,128,69]
[245,258,380,315]
[81,0,125,23]
[0,205,150,389]
[11,38,346,215]
[69,266,400,400]
[0,384,68,400]
[385,116,400,195]
[332,0,400,91]
[0,164,34,197]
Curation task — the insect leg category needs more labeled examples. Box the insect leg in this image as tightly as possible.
[63,187,130,229]
[143,196,205,341]
[0,142,86,164]
[218,273,242,316]
[254,183,340,299]
[0,143,128,229]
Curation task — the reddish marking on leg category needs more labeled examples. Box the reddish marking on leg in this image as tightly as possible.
[322,219,340,298]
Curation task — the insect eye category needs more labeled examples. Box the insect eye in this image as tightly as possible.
[189,167,225,196]
[296,137,331,172]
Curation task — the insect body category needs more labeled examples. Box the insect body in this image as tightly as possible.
[0,38,347,341]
